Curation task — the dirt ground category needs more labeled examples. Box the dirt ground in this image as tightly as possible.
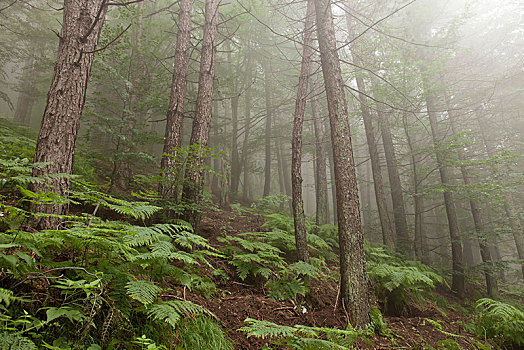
[162,207,488,349]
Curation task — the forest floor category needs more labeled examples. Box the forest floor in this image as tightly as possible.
[167,206,487,349]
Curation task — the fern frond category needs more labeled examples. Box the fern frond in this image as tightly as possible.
[239,318,297,339]
[147,300,212,329]
[126,280,162,306]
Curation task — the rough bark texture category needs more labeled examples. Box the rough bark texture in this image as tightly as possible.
[315,0,370,326]
[182,0,220,227]
[30,0,108,229]
[291,0,315,263]
[379,113,411,255]
[14,55,37,126]
[263,61,272,197]
[422,77,464,297]
[445,95,498,298]
[311,81,330,225]
[160,0,193,197]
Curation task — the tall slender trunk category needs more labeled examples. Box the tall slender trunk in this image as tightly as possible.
[14,54,37,126]
[30,0,108,230]
[311,80,330,225]
[229,45,241,196]
[422,76,464,297]
[445,95,498,297]
[315,0,370,326]
[379,112,411,254]
[344,10,394,251]
[263,62,272,197]
[327,144,337,225]
[477,115,524,279]
[241,55,253,203]
[291,0,315,262]
[182,0,220,228]
[403,113,428,263]
[160,0,193,197]
[280,142,292,197]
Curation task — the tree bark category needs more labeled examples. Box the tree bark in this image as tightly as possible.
[402,113,428,263]
[14,54,37,126]
[422,76,464,298]
[344,12,395,251]
[315,0,370,326]
[160,0,193,197]
[241,54,253,203]
[445,94,498,298]
[229,44,241,196]
[379,113,411,255]
[30,0,108,230]
[263,61,272,197]
[181,0,220,228]
[291,0,315,263]
[311,81,330,225]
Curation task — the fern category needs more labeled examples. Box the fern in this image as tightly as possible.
[240,318,370,349]
[147,300,210,328]
[475,298,524,346]
[126,280,162,306]
[0,332,37,350]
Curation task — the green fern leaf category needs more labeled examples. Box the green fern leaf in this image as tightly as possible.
[126,280,162,306]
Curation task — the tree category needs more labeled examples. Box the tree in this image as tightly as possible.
[160,0,194,198]
[182,0,220,227]
[344,8,395,251]
[315,0,370,326]
[30,0,108,229]
[291,0,315,262]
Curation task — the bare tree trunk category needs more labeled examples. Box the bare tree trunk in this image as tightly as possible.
[477,115,524,280]
[14,54,37,126]
[311,80,330,225]
[291,0,315,263]
[344,11,394,251]
[229,44,241,196]
[422,77,464,297]
[379,112,411,255]
[402,113,428,263]
[445,95,498,297]
[263,61,272,197]
[280,142,292,197]
[160,0,193,197]
[327,144,337,225]
[182,0,220,228]
[241,55,253,203]
[315,0,370,326]
[30,0,108,230]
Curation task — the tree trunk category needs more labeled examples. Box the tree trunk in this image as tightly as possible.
[445,95,498,298]
[402,113,428,263]
[263,61,272,197]
[477,115,524,280]
[14,54,37,126]
[181,0,220,228]
[30,0,108,230]
[229,44,241,196]
[315,0,370,326]
[241,55,253,203]
[422,76,464,298]
[379,113,411,254]
[291,0,315,263]
[160,0,193,197]
[311,81,330,225]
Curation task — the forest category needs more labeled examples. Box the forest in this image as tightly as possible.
[0,0,523,349]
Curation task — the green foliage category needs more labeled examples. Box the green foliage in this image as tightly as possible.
[366,245,445,315]
[176,317,234,350]
[0,332,37,350]
[474,298,524,347]
[239,318,374,349]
